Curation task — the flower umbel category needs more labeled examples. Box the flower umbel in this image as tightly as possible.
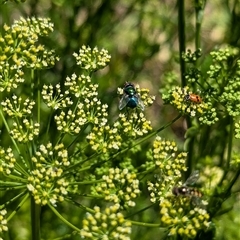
[159,199,211,238]
[167,86,218,125]
[92,168,140,208]
[73,45,111,72]
[27,143,70,206]
[146,136,187,203]
[0,17,58,92]
[80,205,132,240]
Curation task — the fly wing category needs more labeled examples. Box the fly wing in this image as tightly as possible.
[184,170,200,186]
[119,94,129,110]
[136,94,145,111]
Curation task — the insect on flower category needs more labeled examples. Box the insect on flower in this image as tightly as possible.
[184,93,202,103]
[119,82,145,111]
[172,170,203,198]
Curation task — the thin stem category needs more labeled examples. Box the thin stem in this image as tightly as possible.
[1,190,28,210]
[125,203,156,218]
[0,108,20,155]
[48,203,81,232]
[129,220,163,228]
[31,196,41,240]
[195,0,204,51]
[226,116,234,169]
[37,71,41,124]
[178,0,186,87]
[7,191,29,221]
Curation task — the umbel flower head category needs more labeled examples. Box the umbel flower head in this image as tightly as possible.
[159,198,211,238]
[91,168,140,208]
[0,17,59,92]
[73,45,111,73]
[165,86,218,125]
[80,205,132,240]
[146,136,187,203]
[27,143,70,206]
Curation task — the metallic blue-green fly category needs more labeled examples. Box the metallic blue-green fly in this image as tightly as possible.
[119,82,145,111]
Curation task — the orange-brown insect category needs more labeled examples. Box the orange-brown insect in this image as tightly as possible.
[184,93,202,103]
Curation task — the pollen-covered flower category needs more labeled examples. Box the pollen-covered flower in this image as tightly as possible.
[1,96,35,117]
[73,45,111,72]
[80,205,132,239]
[0,147,16,175]
[115,112,152,139]
[92,168,140,208]
[136,85,156,108]
[167,86,218,125]
[27,143,69,206]
[87,125,122,153]
[159,199,211,239]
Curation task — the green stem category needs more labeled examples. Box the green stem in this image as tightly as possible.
[0,108,20,154]
[178,0,186,87]
[66,198,96,214]
[195,0,205,51]
[7,191,29,221]
[125,203,156,218]
[226,116,234,169]
[68,179,104,185]
[48,203,81,232]
[31,196,41,240]
[1,190,28,210]
[116,114,182,157]
[37,71,41,124]
[129,220,164,228]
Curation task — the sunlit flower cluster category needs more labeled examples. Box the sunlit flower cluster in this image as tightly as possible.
[1,96,35,117]
[115,112,152,139]
[43,72,109,135]
[0,17,58,92]
[0,147,16,175]
[42,84,73,109]
[159,199,211,238]
[10,119,40,143]
[73,45,111,72]
[168,86,218,125]
[135,85,156,108]
[80,205,132,239]
[219,74,240,117]
[92,168,140,208]
[64,73,93,98]
[87,125,122,152]
[147,136,187,202]
[54,100,108,135]
[0,209,8,237]
[27,143,69,206]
